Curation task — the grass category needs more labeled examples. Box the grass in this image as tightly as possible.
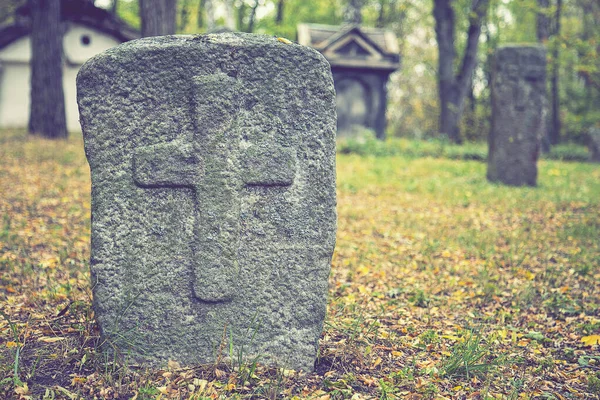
[337,134,594,162]
[1,129,599,399]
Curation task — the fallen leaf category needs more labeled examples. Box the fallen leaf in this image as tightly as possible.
[581,335,600,346]
[15,383,29,395]
[38,337,66,343]
[157,386,168,394]
[167,360,181,370]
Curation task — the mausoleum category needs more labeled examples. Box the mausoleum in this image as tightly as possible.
[298,23,401,139]
[0,1,137,132]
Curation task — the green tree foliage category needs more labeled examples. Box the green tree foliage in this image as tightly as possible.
[1,0,596,142]
[94,0,600,142]
[253,0,343,39]
[0,0,26,25]
[559,0,600,141]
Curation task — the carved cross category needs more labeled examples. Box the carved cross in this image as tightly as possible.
[503,54,546,111]
[132,74,295,303]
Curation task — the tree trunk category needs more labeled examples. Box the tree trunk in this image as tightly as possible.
[29,0,67,139]
[111,0,118,15]
[536,0,551,151]
[237,2,247,32]
[224,0,235,30]
[275,0,284,25]
[179,0,191,32]
[139,0,176,37]
[578,0,600,113]
[434,0,458,142]
[433,0,489,143]
[549,0,561,145]
[536,0,551,42]
[344,0,364,24]
[197,0,206,28]
[247,0,259,33]
[377,0,386,28]
[204,0,215,31]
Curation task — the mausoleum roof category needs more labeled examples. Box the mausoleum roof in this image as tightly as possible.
[297,23,400,72]
[0,0,138,50]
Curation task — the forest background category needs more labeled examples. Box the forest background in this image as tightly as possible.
[2,0,600,145]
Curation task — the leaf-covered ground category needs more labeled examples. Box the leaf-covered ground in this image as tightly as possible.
[1,130,599,399]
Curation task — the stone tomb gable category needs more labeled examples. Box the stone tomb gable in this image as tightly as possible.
[298,24,400,139]
[77,34,337,371]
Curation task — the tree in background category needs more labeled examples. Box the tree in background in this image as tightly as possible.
[13,0,597,143]
[344,0,364,24]
[178,0,191,30]
[549,0,562,145]
[0,0,26,24]
[575,0,600,123]
[28,0,67,139]
[246,0,260,32]
[275,0,284,25]
[139,0,176,36]
[433,0,490,143]
[537,0,562,147]
[251,0,342,39]
[223,0,235,29]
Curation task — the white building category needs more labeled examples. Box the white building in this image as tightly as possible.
[0,4,137,132]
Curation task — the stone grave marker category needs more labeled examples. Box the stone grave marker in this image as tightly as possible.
[588,127,600,163]
[77,33,337,371]
[487,45,547,186]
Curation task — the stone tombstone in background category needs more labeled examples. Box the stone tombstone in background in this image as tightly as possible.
[588,127,600,163]
[487,45,547,186]
[77,34,337,371]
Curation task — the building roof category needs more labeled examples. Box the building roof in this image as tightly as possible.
[297,23,400,72]
[0,0,138,50]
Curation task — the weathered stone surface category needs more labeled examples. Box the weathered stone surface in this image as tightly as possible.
[487,45,547,186]
[588,127,600,163]
[77,33,337,371]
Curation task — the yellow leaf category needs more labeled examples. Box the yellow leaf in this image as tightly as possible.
[15,383,29,395]
[71,376,86,385]
[39,337,65,343]
[581,335,600,346]
[56,386,77,399]
[525,271,535,280]
[193,379,208,392]
[442,334,460,341]
[157,386,168,394]
[356,265,370,275]
[40,256,60,269]
[277,37,293,44]
[6,341,18,348]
